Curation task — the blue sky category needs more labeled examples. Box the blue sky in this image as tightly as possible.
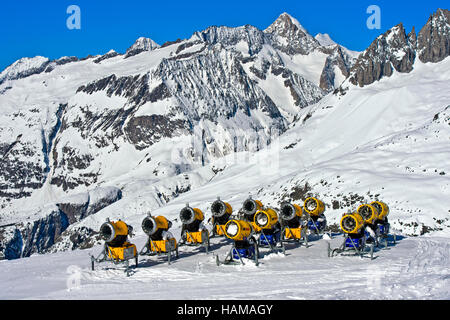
[0,0,447,71]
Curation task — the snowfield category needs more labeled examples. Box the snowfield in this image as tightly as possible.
[0,234,449,299]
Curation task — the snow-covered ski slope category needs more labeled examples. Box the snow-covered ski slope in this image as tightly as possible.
[1,235,449,299]
[0,56,449,300]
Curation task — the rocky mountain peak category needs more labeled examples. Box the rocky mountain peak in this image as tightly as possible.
[124,37,160,58]
[417,8,450,63]
[347,22,416,87]
[264,12,320,55]
[0,56,50,85]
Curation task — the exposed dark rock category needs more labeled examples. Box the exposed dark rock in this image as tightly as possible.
[417,9,450,63]
[348,23,416,87]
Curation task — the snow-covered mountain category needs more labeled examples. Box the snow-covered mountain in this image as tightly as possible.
[0,9,449,262]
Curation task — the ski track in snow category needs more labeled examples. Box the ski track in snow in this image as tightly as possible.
[0,235,449,299]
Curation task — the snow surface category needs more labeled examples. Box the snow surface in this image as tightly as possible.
[0,234,448,299]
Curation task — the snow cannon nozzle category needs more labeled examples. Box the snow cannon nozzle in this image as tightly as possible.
[180,205,204,226]
[242,198,263,219]
[99,220,132,247]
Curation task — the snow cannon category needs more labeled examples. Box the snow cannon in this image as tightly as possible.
[179,204,210,253]
[142,215,171,238]
[211,197,233,237]
[340,212,365,235]
[91,219,138,276]
[241,197,264,232]
[370,201,395,248]
[99,219,132,247]
[279,202,308,246]
[356,204,379,225]
[370,201,389,221]
[139,214,178,264]
[303,197,327,234]
[216,219,259,266]
[328,212,374,260]
[224,219,252,241]
[254,209,283,251]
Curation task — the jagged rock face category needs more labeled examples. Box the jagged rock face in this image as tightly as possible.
[417,9,450,63]
[0,187,121,259]
[93,50,121,64]
[192,25,266,55]
[264,13,320,55]
[124,37,160,58]
[348,23,416,87]
[319,46,353,92]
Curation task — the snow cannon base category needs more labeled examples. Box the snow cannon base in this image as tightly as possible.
[179,229,210,253]
[216,238,259,266]
[328,234,375,260]
[90,242,138,276]
[307,219,327,235]
[139,238,178,265]
[280,227,309,247]
[375,222,397,249]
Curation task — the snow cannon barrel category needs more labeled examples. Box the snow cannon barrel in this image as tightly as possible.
[242,197,264,220]
[211,198,232,225]
[142,215,171,237]
[100,220,132,247]
[254,208,279,230]
[224,219,252,241]
[370,201,389,221]
[340,213,365,234]
[180,204,204,232]
[356,204,379,225]
[280,202,303,221]
[303,197,325,217]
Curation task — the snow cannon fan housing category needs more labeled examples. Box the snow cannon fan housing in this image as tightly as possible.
[100,220,133,247]
[303,197,325,217]
[211,199,233,225]
[254,208,279,230]
[280,202,303,228]
[370,201,389,221]
[242,198,264,220]
[224,219,252,241]
[180,205,204,232]
[356,204,379,225]
[340,213,365,234]
[142,215,172,240]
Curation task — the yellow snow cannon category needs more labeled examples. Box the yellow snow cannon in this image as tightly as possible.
[254,208,278,230]
[90,219,138,276]
[370,201,389,221]
[303,197,325,216]
[179,204,210,252]
[241,197,264,232]
[370,201,395,248]
[328,212,375,259]
[139,214,178,264]
[303,197,327,234]
[356,204,379,225]
[340,212,365,235]
[210,197,233,237]
[254,208,284,253]
[216,219,259,266]
[279,202,307,245]
[224,219,252,241]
